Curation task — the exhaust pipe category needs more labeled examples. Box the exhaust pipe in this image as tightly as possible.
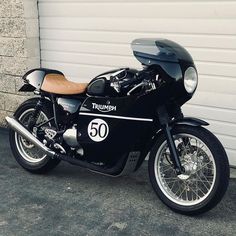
[5,116,55,157]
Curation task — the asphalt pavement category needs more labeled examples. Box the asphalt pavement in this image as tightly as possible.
[0,128,236,236]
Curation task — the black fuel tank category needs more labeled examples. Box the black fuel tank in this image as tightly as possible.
[87,68,138,97]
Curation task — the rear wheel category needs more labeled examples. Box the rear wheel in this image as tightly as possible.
[9,98,60,174]
[148,125,229,215]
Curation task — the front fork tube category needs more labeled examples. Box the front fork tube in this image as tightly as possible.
[157,105,184,175]
[163,124,184,175]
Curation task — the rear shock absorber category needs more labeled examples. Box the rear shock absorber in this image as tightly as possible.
[27,98,44,131]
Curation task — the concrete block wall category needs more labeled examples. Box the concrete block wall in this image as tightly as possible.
[0,0,40,126]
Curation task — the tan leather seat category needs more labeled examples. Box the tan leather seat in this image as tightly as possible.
[41,74,88,95]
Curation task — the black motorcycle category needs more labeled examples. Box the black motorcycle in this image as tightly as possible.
[6,38,229,215]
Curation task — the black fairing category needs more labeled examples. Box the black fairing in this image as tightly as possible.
[77,94,156,164]
[131,38,195,81]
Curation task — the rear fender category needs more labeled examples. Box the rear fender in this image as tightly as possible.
[19,84,36,92]
[14,97,53,115]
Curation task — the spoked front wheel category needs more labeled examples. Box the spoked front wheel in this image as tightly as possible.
[148,125,229,215]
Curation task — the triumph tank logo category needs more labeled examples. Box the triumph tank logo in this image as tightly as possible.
[92,103,116,113]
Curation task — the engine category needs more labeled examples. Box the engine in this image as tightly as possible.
[46,97,84,155]
[63,126,78,147]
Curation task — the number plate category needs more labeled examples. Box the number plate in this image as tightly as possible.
[87,118,109,142]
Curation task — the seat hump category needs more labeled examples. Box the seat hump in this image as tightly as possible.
[23,68,63,81]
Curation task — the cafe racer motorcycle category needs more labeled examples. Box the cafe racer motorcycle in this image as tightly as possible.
[6,39,229,215]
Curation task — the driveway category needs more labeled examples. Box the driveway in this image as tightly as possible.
[0,128,235,236]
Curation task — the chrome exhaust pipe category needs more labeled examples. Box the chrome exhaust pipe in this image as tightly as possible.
[5,116,55,157]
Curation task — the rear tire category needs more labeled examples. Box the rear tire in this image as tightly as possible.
[148,125,229,215]
[9,98,60,174]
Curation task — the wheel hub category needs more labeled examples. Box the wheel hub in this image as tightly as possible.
[178,153,198,179]
[20,137,34,149]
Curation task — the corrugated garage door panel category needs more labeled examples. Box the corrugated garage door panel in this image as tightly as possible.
[40,30,236,50]
[38,0,236,165]
[40,18,236,35]
[39,1,236,19]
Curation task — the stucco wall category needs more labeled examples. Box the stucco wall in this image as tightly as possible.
[0,0,40,126]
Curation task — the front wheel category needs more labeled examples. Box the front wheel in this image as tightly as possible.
[148,125,229,215]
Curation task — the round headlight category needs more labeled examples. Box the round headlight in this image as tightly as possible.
[184,67,198,93]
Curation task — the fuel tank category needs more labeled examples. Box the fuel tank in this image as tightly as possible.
[86,68,138,97]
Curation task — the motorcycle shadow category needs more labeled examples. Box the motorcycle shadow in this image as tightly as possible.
[48,161,236,219]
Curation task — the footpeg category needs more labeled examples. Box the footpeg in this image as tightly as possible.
[54,143,66,154]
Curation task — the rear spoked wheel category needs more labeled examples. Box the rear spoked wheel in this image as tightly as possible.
[148,125,229,215]
[9,98,60,174]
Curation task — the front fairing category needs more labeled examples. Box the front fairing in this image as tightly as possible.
[77,94,156,164]
[132,38,197,106]
[131,38,195,81]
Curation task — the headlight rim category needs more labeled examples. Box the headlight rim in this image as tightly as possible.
[184,66,198,94]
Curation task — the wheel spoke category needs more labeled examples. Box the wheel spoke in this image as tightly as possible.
[170,179,179,192]
[195,162,213,173]
[177,186,186,200]
[188,185,201,200]
[161,165,174,173]
[195,172,211,191]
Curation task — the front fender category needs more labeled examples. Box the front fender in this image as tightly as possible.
[171,117,209,127]
[134,117,208,171]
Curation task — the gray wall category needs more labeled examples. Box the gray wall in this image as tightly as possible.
[0,0,40,126]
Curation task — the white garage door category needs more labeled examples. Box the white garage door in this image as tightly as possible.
[38,0,236,166]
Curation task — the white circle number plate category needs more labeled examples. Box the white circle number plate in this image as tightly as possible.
[87,119,109,142]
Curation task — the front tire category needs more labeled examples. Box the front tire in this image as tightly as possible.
[9,98,60,174]
[148,125,229,215]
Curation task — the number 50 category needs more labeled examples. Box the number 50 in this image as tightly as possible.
[88,119,109,142]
